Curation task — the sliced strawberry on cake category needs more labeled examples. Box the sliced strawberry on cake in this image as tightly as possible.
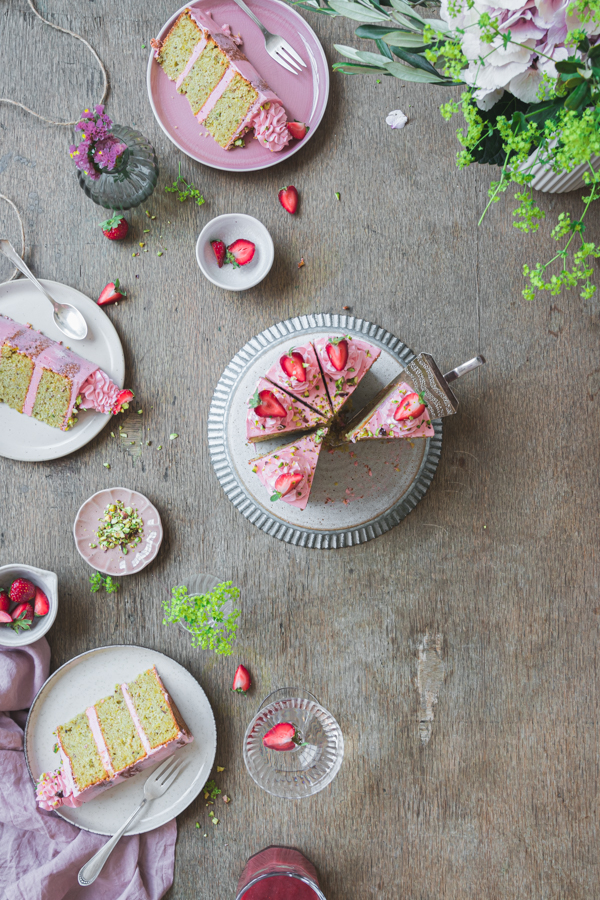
[312,335,381,415]
[246,378,326,443]
[248,428,327,510]
[342,379,434,443]
[265,343,332,418]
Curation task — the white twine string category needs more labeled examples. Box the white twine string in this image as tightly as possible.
[0,195,26,281]
[0,0,109,126]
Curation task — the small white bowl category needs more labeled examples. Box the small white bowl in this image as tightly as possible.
[0,564,58,647]
[196,213,274,291]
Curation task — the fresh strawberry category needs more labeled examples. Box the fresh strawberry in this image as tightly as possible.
[287,122,309,141]
[113,389,134,415]
[280,350,306,383]
[232,664,251,693]
[278,185,298,215]
[0,590,9,614]
[211,240,226,268]
[263,722,304,751]
[272,472,303,502]
[33,587,50,617]
[10,578,35,604]
[326,338,348,372]
[100,213,129,241]
[97,280,127,306]
[0,610,12,624]
[394,391,427,422]
[249,389,287,418]
[226,239,255,267]
[11,601,34,632]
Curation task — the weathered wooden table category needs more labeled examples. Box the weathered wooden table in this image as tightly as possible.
[2,2,599,897]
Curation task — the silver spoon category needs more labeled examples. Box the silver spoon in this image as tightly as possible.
[0,239,88,341]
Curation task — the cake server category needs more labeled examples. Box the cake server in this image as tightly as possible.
[403,353,486,418]
[78,755,186,886]
[230,0,307,73]
[0,239,88,341]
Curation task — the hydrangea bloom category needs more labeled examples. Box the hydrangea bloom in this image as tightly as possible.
[386,109,408,129]
[441,0,600,107]
[69,106,126,180]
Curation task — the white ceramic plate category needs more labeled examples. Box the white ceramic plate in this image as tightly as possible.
[0,278,125,461]
[24,645,217,835]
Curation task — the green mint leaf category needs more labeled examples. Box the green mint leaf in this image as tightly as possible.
[270,491,283,502]
[249,389,261,409]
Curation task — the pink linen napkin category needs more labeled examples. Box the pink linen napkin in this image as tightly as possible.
[0,639,177,900]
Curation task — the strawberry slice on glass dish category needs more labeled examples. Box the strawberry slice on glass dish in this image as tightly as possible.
[262,722,305,751]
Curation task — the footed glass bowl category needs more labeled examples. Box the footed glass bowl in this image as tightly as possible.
[243,688,344,799]
[77,125,158,210]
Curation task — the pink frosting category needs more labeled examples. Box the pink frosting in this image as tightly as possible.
[246,377,325,442]
[265,343,332,417]
[221,23,243,46]
[35,768,81,810]
[79,369,121,414]
[349,381,435,442]
[313,337,381,413]
[250,102,291,152]
[250,430,326,510]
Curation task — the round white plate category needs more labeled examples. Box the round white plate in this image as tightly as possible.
[0,278,125,461]
[24,645,217,835]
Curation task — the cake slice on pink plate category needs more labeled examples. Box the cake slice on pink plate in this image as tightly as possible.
[342,378,434,443]
[246,378,327,443]
[265,343,332,418]
[312,335,381,415]
[249,428,327,511]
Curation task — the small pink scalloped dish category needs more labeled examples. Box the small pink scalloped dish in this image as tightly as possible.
[73,488,163,576]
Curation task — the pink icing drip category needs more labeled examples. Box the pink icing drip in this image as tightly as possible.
[86,706,115,776]
[121,683,152,754]
[250,102,291,152]
[79,369,120,414]
[196,66,237,122]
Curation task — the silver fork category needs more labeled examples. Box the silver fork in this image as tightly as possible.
[78,756,185,887]
[230,0,307,73]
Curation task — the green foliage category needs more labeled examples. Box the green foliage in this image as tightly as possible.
[162,581,240,655]
[165,162,205,206]
[90,572,120,593]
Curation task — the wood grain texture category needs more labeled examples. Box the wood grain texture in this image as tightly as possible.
[1,1,600,897]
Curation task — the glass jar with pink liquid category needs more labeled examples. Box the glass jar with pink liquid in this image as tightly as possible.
[235,847,326,900]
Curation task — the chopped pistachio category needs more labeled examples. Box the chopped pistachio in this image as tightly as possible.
[103,462,110,469]
[169,433,178,440]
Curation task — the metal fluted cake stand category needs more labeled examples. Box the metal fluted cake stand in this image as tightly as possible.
[208,313,443,549]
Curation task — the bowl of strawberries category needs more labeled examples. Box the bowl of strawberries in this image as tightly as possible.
[0,564,57,647]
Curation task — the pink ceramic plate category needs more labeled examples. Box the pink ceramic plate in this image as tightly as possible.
[73,488,163,576]
[147,0,329,171]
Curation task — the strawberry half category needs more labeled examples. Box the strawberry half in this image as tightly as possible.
[0,590,9,614]
[280,350,306,383]
[263,722,304,751]
[113,388,134,415]
[11,601,34,632]
[326,338,348,372]
[278,185,298,215]
[10,578,35,604]
[394,391,427,422]
[34,587,50,617]
[271,471,303,502]
[250,389,287,418]
[287,122,309,141]
[100,213,129,241]
[98,280,127,306]
[232,664,251,693]
[226,239,255,267]
[0,610,12,624]
[211,240,226,268]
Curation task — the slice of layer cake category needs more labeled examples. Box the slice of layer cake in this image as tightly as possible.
[342,378,435,442]
[246,377,326,443]
[312,335,381,415]
[249,428,327,510]
[36,666,193,809]
[0,315,132,430]
[152,9,291,152]
[265,343,333,419]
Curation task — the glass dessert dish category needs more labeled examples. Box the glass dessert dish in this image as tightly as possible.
[236,847,326,900]
[77,125,158,210]
[243,688,344,799]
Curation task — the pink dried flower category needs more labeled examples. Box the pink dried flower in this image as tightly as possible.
[68,105,125,180]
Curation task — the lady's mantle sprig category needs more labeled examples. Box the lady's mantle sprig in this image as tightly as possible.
[162,581,240,655]
[69,106,126,181]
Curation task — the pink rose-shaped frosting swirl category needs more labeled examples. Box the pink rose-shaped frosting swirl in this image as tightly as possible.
[36,768,80,810]
[251,103,291,152]
[316,337,368,381]
[260,454,313,507]
[79,369,120,414]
